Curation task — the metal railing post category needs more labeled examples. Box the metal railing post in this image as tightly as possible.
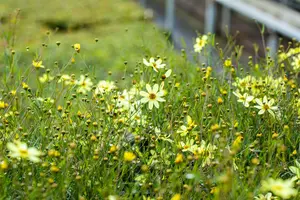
[205,0,217,33]
[221,6,231,36]
[165,0,175,32]
[140,0,146,7]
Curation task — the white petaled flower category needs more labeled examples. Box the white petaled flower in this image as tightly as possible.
[7,141,42,162]
[254,192,276,200]
[254,96,278,118]
[140,84,165,110]
[291,54,300,71]
[143,57,166,72]
[76,75,93,94]
[95,80,116,95]
[177,125,189,137]
[194,35,208,53]
[233,91,254,107]
[261,178,298,199]
[58,74,75,85]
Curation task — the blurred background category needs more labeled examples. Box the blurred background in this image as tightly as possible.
[141,0,300,57]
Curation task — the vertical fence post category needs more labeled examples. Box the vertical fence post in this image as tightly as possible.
[165,0,175,32]
[205,0,217,34]
[221,7,231,37]
[267,30,279,58]
[140,0,146,7]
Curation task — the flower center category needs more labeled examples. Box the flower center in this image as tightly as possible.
[263,104,270,110]
[19,149,28,158]
[149,93,156,100]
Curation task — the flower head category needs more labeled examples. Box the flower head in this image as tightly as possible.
[233,91,254,107]
[95,80,116,95]
[124,151,136,162]
[261,178,297,199]
[74,43,81,53]
[194,35,208,53]
[76,75,93,94]
[254,96,278,118]
[7,141,42,162]
[143,57,166,72]
[140,84,165,110]
[32,60,44,69]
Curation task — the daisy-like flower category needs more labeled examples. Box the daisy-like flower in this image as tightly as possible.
[0,101,8,109]
[254,96,278,118]
[143,57,166,72]
[76,75,93,94]
[140,84,165,110]
[32,60,44,69]
[233,91,254,107]
[254,193,277,200]
[74,43,81,53]
[291,54,300,71]
[196,140,217,167]
[95,80,116,95]
[261,178,298,199]
[39,73,54,83]
[58,74,75,85]
[194,35,208,53]
[123,151,136,162]
[177,125,189,136]
[7,141,42,162]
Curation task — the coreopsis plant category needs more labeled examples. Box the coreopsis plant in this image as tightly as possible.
[1,8,300,199]
[194,35,208,52]
[140,83,165,109]
[143,57,166,72]
[7,141,42,162]
[261,178,298,199]
[233,91,254,107]
[254,96,278,118]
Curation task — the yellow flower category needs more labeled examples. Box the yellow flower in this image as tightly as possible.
[76,75,93,94]
[143,57,166,72]
[254,193,275,200]
[0,101,8,109]
[0,160,8,170]
[171,194,181,200]
[74,43,81,53]
[10,90,17,96]
[261,178,297,199]
[7,141,42,162]
[254,96,278,118]
[233,91,254,107]
[39,73,54,83]
[194,35,208,53]
[22,82,29,90]
[177,125,189,137]
[291,54,300,71]
[224,59,232,68]
[175,153,184,164]
[32,60,45,69]
[217,97,223,104]
[94,80,116,95]
[124,151,136,162]
[140,84,165,110]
